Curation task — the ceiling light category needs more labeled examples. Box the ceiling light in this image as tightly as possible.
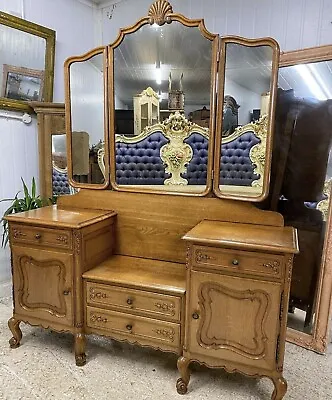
[155,61,161,85]
[307,63,332,99]
[295,64,328,101]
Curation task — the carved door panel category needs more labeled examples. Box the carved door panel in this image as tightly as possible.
[12,245,73,327]
[188,270,282,371]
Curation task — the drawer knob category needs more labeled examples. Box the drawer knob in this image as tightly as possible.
[126,324,133,331]
[126,298,133,305]
[63,289,70,296]
[232,259,239,266]
[35,233,42,240]
[192,312,199,320]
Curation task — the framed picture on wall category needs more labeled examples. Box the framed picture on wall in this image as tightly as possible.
[1,64,44,102]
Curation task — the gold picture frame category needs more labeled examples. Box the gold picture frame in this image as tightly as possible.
[0,11,55,113]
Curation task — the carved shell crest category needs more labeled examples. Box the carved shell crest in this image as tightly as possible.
[148,0,173,25]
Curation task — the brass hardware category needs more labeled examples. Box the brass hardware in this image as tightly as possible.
[35,233,42,239]
[192,312,199,320]
[232,259,239,266]
[127,298,133,305]
[63,290,70,296]
[126,324,133,331]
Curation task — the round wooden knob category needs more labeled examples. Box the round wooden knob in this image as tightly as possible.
[126,324,132,331]
[232,259,239,266]
[127,298,133,305]
[35,233,42,239]
[192,312,199,320]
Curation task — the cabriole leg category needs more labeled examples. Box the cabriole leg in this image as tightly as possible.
[176,356,191,395]
[271,376,287,400]
[8,317,22,349]
[74,332,86,366]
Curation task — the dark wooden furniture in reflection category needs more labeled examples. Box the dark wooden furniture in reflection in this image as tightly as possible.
[269,89,332,328]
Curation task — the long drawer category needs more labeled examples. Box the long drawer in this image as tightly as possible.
[10,223,72,250]
[86,306,180,348]
[86,281,182,322]
[192,245,284,279]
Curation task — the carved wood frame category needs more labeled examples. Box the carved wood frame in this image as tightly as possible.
[64,46,110,190]
[107,0,219,197]
[279,44,332,353]
[214,35,280,202]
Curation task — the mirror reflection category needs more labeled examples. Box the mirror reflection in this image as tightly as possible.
[276,60,332,334]
[113,21,213,192]
[0,24,46,102]
[219,43,273,198]
[69,52,105,185]
[52,134,72,196]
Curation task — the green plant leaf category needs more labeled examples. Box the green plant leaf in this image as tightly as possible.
[31,177,36,198]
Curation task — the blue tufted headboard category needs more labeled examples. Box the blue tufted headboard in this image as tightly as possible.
[52,164,71,196]
[101,112,264,187]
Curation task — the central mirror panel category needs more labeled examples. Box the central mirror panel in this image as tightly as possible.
[214,37,279,202]
[110,19,217,195]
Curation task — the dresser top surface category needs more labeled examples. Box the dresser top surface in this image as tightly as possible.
[83,255,186,295]
[6,205,116,228]
[183,220,299,254]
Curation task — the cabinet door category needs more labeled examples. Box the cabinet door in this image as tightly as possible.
[12,245,74,327]
[188,271,282,371]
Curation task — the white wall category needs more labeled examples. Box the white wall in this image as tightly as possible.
[100,0,332,50]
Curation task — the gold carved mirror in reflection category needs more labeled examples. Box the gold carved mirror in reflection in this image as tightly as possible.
[274,45,332,353]
[214,37,279,202]
[0,12,55,112]
[64,47,109,189]
[108,0,219,195]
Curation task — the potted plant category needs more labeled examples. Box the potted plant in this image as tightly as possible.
[0,177,56,247]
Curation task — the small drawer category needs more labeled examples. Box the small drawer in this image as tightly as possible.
[86,282,181,322]
[86,306,180,348]
[10,224,72,250]
[192,245,284,279]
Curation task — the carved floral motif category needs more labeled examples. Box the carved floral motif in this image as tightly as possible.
[89,287,107,300]
[195,250,213,263]
[13,229,27,239]
[154,301,175,315]
[90,313,108,324]
[56,235,69,244]
[152,327,175,341]
[262,260,280,274]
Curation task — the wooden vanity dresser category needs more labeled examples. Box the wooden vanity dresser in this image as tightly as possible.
[7,1,299,399]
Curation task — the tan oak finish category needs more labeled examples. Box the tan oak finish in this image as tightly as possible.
[7,206,116,366]
[6,1,300,399]
[178,220,298,398]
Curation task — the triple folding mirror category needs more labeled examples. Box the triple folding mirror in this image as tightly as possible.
[65,0,279,201]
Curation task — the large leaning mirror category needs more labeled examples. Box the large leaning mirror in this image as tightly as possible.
[0,12,55,112]
[65,47,109,189]
[214,37,279,202]
[108,2,219,195]
[272,45,332,353]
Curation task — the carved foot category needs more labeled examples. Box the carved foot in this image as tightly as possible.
[176,378,188,395]
[176,356,191,395]
[75,333,86,367]
[8,317,22,349]
[271,376,287,400]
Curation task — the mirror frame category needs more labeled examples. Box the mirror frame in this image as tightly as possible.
[213,36,280,202]
[279,44,332,353]
[0,11,55,113]
[64,46,110,190]
[108,0,219,197]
